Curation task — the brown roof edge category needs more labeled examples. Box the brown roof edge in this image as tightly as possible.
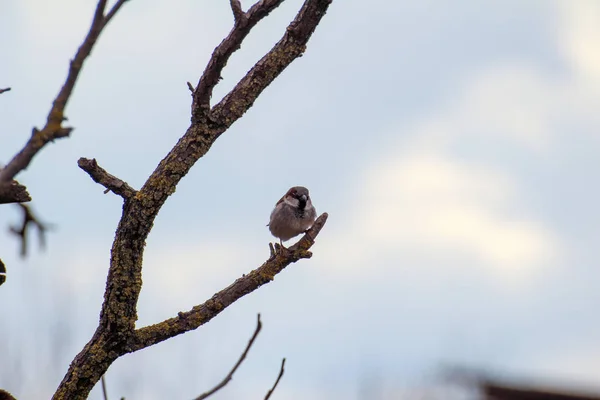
[483,380,600,400]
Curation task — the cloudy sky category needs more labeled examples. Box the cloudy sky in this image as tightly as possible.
[2,0,600,399]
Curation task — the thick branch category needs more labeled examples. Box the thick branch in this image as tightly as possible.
[264,359,286,400]
[0,0,129,201]
[194,314,263,400]
[193,0,285,117]
[130,213,327,350]
[0,180,30,204]
[78,158,137,200]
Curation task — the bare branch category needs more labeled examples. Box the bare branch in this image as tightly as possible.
[0,88,11,95]
[78,158,137,200]
[0,0,130,201]
[229,0,245,22]
[194,314,263,400]
[187,81,195,93]
[53,0,332,397]
[192,0,285,118]
[212,0,334,125]
[10,204,53,258]
[264,358,286,400]
[130,213,327,351]
[101,375,108,400]
[103,0,129,28]
[0,180,30,204]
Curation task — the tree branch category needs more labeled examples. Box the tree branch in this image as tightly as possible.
[53,0,332,397]
[130,213,327,351]
[229,0,245,23]
[78,158,137,200]
[0,181,30,204]
[192,0,285,118]
[9,204,53,257]
[101,375,108,400]
[0,0,129,202]
[264,358,286,400]
[194,314,263,400]
[0,88,11,95]
[212,0,333,125]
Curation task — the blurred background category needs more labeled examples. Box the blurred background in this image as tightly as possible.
[1,0,600,399]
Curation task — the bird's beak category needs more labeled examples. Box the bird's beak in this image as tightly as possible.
[299,194,307,202]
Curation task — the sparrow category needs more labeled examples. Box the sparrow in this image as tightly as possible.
[268,186,317,247]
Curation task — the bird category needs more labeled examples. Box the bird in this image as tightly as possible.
[268,186,317,247]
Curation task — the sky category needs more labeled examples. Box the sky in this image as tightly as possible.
[1,0,600,399]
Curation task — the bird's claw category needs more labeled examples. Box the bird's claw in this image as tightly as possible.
[268,242,289,260]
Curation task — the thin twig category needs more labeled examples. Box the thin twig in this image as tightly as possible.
[264,359,286,400]
[103,0,129,28]
[78,158,137,200]
[101,375,109,400]
[195,314,263,400]
[229,0,245,22]
[0,88,11,95]
[10,203,52,257]
[187,82,195,93]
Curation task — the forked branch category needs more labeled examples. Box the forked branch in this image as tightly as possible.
[57,0,332,398]
[192,0,285,118]
[10,204,53,257]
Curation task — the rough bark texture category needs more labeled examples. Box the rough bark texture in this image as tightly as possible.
[52,0,333,398]
[0,181,30,204]
[78,158,137,199]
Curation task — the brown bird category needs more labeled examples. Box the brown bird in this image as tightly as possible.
[268,186,317,247]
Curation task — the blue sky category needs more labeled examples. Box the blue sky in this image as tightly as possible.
[2,0,600,399]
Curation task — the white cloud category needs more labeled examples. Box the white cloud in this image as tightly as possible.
[319,60,587,280]
[558,0,600,86]
[316,6,600,280]
[323,148,561,280]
